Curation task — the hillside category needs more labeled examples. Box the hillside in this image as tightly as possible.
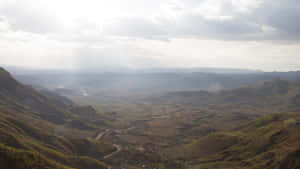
[183,112,300,169]
[0,68,115,169]
[143,80,300,168]
[1,67,299,169]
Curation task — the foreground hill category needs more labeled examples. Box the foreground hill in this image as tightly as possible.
[0,68,114,169]
[183,112,300,169]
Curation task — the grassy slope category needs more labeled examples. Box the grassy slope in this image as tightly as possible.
[182,112,300,169]
[0,68,114,169]
[156,80,300,169]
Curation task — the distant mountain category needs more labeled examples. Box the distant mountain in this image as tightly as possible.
[6,65,300,100]
[131,67,263,74]
[1,65,263,74]
[153,79,300,113]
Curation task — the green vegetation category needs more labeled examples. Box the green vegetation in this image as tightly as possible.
[0,68,113,169]
[182,112,300,169]
[0,143,72,169]
[0,67,299,169]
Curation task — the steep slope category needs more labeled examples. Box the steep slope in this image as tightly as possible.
[0,67,111,127]
[0,67,72,124]
[0,67,115,169]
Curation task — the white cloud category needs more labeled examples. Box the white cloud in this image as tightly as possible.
[0,0,299,71]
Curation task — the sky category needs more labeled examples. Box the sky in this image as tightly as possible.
[0,0,300,71]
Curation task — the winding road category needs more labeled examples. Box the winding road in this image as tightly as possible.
[95,129,121,159]
[95,127,136,168]
[103,144,121,159]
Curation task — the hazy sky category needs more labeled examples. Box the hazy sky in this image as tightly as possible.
[0,0,300,71]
